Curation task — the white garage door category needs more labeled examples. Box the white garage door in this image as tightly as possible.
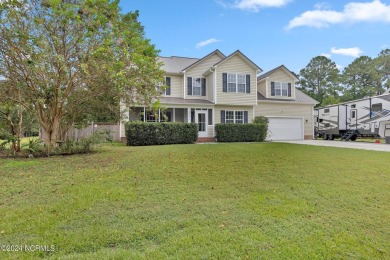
[267,117,303,141]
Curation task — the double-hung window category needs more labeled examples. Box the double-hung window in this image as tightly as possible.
[227,73,246,93]
[235,111,244,124]
[157,77,171,95]
[192,78,201,96]
[237,74,246,93]
[164,77,171,95]
[187,77,206,96]
[223,73,250,93]
[227,74,237,92]
[225,111,235,123]
[271,82,291,97]
[222,110,247,124]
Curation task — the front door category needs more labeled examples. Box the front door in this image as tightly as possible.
[195,111,207,137]
[351,109,357,129]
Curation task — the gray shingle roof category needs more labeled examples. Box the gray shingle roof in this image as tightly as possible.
[257,65,298,81]
[158,56,199,74]
[182,50,225,71]
[159,49,262,75]
[159,97,213,105]
[257,89,318,104]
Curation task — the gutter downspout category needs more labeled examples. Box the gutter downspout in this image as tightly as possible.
[183,71,186,99]
[214,66,217,105]
[213,66,217,137]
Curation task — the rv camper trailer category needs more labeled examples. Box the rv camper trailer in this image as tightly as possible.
[315,93,390,141]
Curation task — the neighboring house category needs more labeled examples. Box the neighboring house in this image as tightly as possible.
[120,50,317,141]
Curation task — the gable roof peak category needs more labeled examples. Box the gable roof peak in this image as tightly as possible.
[181,49,225,72]
[257,65,298,81]
[213,50,262,72]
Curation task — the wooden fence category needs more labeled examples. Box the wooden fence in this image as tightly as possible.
[39,123,121,142]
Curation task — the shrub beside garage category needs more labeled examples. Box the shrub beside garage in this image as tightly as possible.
[125,122,198,146]
[215,117,268,142]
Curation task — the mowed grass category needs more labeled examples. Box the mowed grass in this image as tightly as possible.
[0,143,389,259]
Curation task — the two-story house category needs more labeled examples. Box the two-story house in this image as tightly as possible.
[119,50,317,141]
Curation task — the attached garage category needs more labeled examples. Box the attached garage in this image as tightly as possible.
[266,117,304,141]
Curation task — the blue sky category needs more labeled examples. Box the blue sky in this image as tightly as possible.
[120,0,390,74]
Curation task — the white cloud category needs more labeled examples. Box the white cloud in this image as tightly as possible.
[314,2,332,10]
[287,0,390,29]
[218,0,291,12]
[320,53,332,58]
[331,47,363,57]
[195,38,221,49]
[381,44,389,49]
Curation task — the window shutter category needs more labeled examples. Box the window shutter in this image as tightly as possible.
[271,82,275,96]
[288,83,292,97]
[222,73,227,92]
[246,74,250,93]
[165,77,171,95]
[221,110,225,123]
[208,109,212,125]
[201,78,206,96]
[187,77,192,95]
[244,111,248,123]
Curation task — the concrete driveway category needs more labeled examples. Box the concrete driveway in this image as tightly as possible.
[279,140,390,152]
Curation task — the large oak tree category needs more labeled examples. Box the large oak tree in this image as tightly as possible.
[0,0,164,152]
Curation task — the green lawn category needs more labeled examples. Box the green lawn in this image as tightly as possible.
[0,143,389,259]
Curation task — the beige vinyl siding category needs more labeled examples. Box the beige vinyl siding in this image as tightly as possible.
[214,105,254,124]
[163,74,183,98]
[255,102,314,138]
[257,80,266,97]
[216,55,257,106]
[185,53,223,100]
[207,125,213,138]
[266,69,296,100]
[206,73,214,103]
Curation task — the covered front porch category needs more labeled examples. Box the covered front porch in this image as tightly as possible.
[128,107,214,138]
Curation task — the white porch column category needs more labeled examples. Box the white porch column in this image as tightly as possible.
[143,107,146,122]
[173,108,176,122]
[158,108,161,122]
[187,108,191,123]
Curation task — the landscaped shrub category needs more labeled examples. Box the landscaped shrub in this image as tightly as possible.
[253,116,269,141]
[55,131,104,155]
[125,122,198,146]
[215,123,268,142]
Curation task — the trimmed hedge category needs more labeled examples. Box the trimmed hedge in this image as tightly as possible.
[215,123,268,142]
[125,122,198,146]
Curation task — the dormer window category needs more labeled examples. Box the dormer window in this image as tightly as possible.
[271,82,291,97]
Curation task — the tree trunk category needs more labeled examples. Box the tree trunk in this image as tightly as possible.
[16,106,23,152]
[44,116,60,154]
[37,104,62,154]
